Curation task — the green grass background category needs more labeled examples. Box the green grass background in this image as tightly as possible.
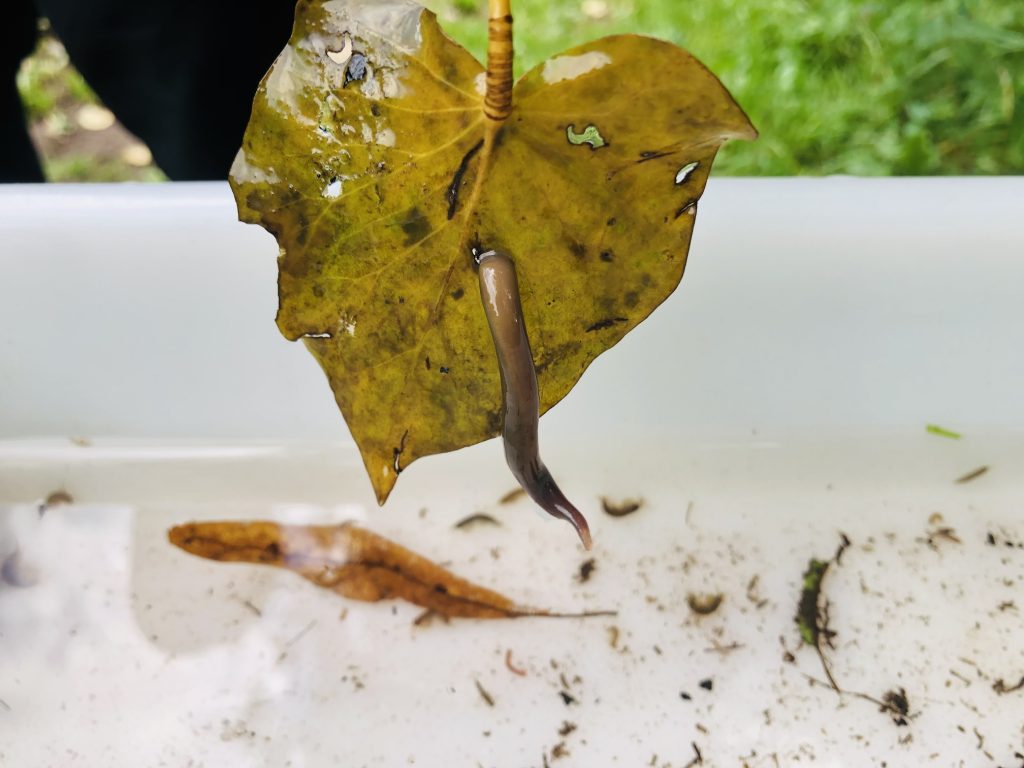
[427,0,1024,175]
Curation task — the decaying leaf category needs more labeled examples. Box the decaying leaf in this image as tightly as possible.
[168,520,612,619]
[230,0,755,504]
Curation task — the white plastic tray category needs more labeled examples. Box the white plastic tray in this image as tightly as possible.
[1,179,1022,766]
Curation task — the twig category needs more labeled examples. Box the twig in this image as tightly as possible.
[475,679,495,707]
[277,619,317,662]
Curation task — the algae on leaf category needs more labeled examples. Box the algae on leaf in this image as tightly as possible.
[229,0,755,505]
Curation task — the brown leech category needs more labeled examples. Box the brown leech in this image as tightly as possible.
[476,249,593,549]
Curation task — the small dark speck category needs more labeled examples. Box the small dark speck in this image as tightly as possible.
[586,317,627,333]
[559,691,577,706]
[882,688,910,726]
[680,691,692,700]
[425,357,431,370]
[451,288,464,300]
[599,250,614,263]
[370,103,381,117]
[577,558,596,583]
[606,217,617,226]
[439,366,451,375]
[699,678,713,691]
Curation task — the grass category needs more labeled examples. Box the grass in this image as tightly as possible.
[427,0,1024,175]
[15,1,1024,178]
[16,34,165,182]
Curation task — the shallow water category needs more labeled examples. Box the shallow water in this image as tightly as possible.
[1,432,1022,767]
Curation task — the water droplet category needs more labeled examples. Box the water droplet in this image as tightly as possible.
[675,161,699,185]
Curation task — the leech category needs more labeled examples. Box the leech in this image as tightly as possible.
[476,249,593,550]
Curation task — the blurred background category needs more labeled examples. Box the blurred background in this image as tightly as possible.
[6,0,1024,182]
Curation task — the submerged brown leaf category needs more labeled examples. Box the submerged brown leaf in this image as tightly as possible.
[230,0,755,503]
[168,520,612,619]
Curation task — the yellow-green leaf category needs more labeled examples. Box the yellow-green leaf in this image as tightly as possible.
[230,0,755,504]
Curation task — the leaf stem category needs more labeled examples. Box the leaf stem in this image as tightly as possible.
[485,0,513,121]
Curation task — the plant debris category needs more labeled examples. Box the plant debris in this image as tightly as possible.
[44,489,74,507]
[474,679,495,707]
[683,742,704,768]
[454,513,501,530]
[882,688,910,726]
[38,489,74,515]
[920,514,962,549]
[955,465,989,484]
[600,497,643,517]
[795,535,922,727]
[169,520,614,620]
[498,488,526,504]
[577,558,597,584]
[746,575,769,609]
[687,592,724,616]
[412,609,450,628]
[926,423,962,439]
[993,676,1024,695]
[607,625,621,650]
[796,559,833,648]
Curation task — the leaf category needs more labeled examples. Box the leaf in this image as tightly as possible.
[168,520,612,619]
[230,0,755,504]
[926,423,962,439]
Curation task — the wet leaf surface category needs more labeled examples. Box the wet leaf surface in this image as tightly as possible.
[168,520,612,619]
[230,0,755,502]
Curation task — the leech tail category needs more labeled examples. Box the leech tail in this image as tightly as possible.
[532,465,593,550]
[476,249,593,550]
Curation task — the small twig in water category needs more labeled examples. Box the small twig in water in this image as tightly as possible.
[683,742,704,767]
[475,679,495,707]
[993,675,1024,695]
[277,619,317,662]
[955,465,989,484]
